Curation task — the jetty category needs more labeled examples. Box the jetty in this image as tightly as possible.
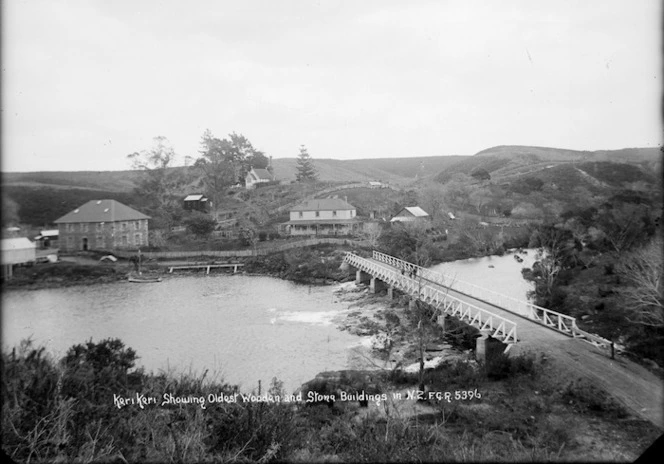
[168,263,244,274]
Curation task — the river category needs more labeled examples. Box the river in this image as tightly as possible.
[1,250,539,393]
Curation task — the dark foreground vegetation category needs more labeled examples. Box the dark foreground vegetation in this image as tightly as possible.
[523,194,663,369]
[2,338,659,462]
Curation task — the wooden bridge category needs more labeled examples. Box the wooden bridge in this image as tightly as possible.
[344,250,664,429]
[344,251,613,349]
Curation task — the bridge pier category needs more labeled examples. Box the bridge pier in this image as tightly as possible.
[475,331,508,364]
[387,286,395,300]
[436,314,448,332]
[370,277,386,294]
[355,270,370,285]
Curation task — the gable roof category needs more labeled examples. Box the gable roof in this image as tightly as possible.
[403,206,429,217]
[391,206,430,222]
[248,168,274,181]
[1,237,35,251]
[184,194,206,201]
[291,198,356,212]
[54,200,150,224]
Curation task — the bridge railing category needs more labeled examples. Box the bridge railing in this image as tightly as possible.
[371,251,579,335]
[345,252,518,343]
[369,251,613,350]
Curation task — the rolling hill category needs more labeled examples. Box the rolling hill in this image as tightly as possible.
[434,145,661,187]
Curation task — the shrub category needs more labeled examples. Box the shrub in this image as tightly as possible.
[561,379,629,418]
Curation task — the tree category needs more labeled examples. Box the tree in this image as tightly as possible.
[361,222,383,248]
[295,145,317,182]
[2,196,20,227]
[470,168,491,181]
[127,136,185,229]
[596,202,654,253]
[229,132,269,178]
[418,184,447,223]
[196,131,268,201]
[184,212,217,237]
[616,237,663,328]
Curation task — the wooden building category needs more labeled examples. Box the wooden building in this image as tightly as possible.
[183,194,210,212]
[283,198,362,236]
[390,206,431,223]
[1,237,36,279]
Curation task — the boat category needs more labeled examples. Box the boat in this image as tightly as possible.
[128,276,162,283]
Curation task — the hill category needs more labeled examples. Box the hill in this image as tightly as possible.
[434,145,661,185]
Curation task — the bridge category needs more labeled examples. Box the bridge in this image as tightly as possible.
[344,251,664,428]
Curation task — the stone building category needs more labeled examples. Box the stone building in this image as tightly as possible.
[54,200,150,252]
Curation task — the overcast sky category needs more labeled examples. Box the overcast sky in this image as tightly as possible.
[2,0,661,172]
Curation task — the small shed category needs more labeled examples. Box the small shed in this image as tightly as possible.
[183,194,210,212]
[1,237,36,279]
[34,229,59,249]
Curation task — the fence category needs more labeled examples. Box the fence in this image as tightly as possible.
[344,252,518,343]
[112,238,368,260]
[369,250,612,350]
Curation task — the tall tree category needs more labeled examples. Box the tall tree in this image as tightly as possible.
[127,136,185,229]
[295,145,317,182]
[196,130,237,204]
[616,236,663,328]
[228,132,269,179]
[196,131,269,201]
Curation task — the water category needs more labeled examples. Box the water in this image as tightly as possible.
[2,251,539,392]
[2,275,368,393]
[428,249,539,308]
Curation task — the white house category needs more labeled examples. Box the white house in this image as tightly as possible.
[284,198,362,236]
[390,206,431,223]
[245,168,276,189]
[1,237,36,279]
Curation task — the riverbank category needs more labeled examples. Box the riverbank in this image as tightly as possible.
[1,244,355,290]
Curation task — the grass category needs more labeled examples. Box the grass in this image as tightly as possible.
[3,337,660,462]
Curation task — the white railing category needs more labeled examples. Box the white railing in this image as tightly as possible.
[369,251,613,350]
[345,253,518,343]
[371,250,579,334]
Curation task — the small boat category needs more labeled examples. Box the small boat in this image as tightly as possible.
[128,276,162,283]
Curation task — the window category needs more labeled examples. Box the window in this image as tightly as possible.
[97,236,104,248]
[315,211,320,217]
[67,224,74,232]
[67,237,74,247]
[135,233,141,245]
[96,223,102,231]
[298,212,303,218]
[81,223,88,232]
[122,235,128,245]
[333,211,337,217]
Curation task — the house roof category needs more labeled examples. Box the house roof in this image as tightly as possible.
[184,194,206,201]
[34,229,59,240]
[291,198,356,212]
[1,237,35,251]
[54,200,150,224]
[400,206,430,217]
[248,168,274,181]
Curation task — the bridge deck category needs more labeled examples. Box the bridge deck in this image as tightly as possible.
[362,256,664,429]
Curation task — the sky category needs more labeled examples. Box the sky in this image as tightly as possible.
[1,0,662,172]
